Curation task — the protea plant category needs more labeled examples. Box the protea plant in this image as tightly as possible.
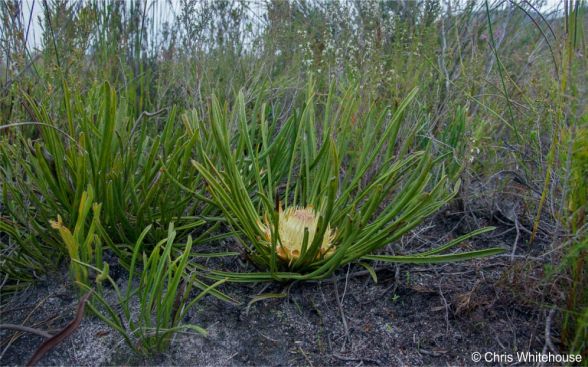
[260,206,336,264]
[192,84,504,281]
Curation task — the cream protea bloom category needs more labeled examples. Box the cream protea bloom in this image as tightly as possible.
[261,206,336,264]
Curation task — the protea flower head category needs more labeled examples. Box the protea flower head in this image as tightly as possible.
[261,206,336,264]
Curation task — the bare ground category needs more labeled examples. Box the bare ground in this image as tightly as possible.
[0,216,560,366]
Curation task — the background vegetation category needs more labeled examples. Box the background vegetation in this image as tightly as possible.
[1,0,586,360]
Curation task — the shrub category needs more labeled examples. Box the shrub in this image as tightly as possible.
[193,85,504,281]
[0,82,211,288]
[75,224,227,355]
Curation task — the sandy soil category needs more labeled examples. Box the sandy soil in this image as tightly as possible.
[0,218,557,366]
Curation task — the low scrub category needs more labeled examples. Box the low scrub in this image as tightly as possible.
[193,85,504,281]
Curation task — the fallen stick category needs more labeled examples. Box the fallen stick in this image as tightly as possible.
[0,324,52,339]
[27,291,92,367]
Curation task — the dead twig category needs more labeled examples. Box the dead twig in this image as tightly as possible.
[27,291,92,367]
[438,282,451,335]
[332,351,382,366]
[0,324,52,339]
[542,308,558,355]
[510,216,521,263]
[297,345,314,367]
[333,277,350,352]
[0,294,53,360]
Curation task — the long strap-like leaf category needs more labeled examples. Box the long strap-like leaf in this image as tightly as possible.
[27,291,92,367]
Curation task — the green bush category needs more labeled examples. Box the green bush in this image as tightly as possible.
[76,224,226,355]
[193,85,503,281]
[0,82,212,289]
